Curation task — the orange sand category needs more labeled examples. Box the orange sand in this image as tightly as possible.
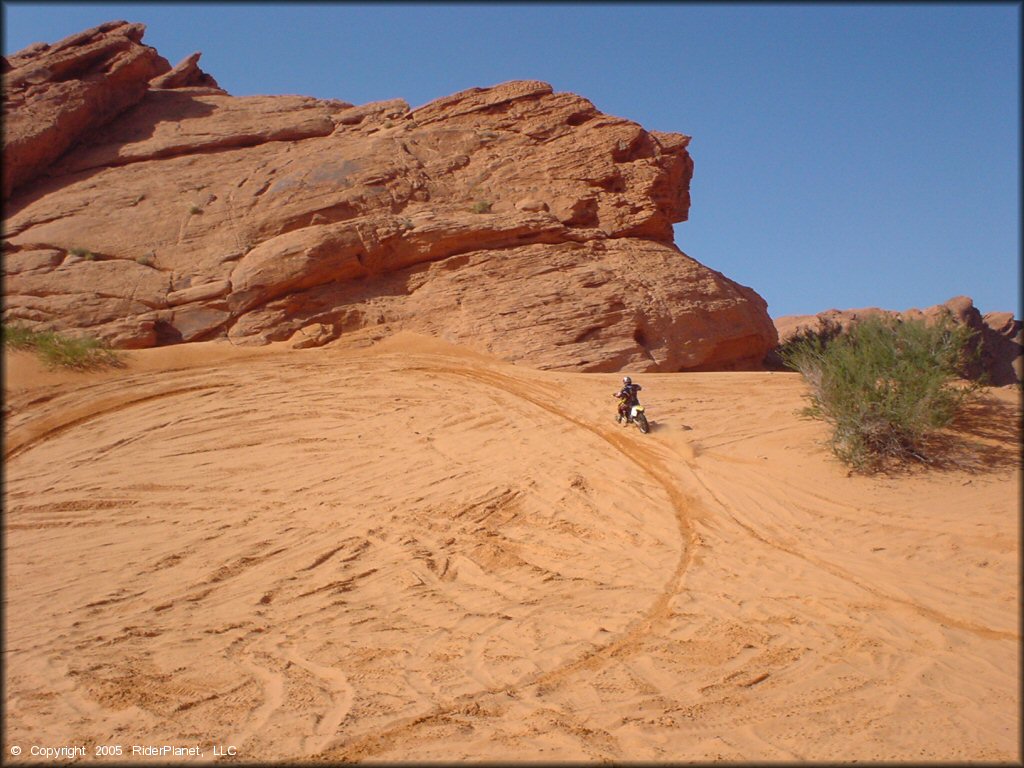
[3,332,1020,762]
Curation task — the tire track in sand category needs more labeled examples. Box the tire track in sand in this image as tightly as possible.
[281,646,356,754]
[684,461,1017,642]
[4,383,232,462]
[7,352,698,762]
[308,361,701,762]
[231,641,286,749]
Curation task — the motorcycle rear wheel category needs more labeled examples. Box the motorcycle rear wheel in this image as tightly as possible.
[636,412,650,434]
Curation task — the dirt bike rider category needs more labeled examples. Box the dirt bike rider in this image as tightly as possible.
[613,376,642,423]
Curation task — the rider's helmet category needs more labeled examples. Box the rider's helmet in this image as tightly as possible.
[623,376,632,385]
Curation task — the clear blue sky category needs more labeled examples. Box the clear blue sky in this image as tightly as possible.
[3,2,1020,318]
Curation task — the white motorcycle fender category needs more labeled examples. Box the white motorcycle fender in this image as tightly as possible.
[630,404,644,418]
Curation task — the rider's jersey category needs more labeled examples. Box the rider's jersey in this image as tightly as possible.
[615,383,642,405]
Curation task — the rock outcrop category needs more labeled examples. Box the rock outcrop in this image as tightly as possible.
[772,296,1022,386]
[2,21,171,199]
[3,22,778,372]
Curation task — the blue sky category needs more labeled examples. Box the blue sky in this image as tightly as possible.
[3,2,1020,318]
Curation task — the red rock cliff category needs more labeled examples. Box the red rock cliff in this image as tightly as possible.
[3,22,778,372]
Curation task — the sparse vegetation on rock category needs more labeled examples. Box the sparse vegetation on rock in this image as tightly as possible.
[69,247,94,260]
[2,323,124,370]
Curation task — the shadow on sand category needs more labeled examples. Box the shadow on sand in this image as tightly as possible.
[916,391,1022,474]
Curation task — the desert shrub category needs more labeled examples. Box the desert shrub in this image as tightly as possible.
[471,200,492,214]
[2,323,124,371]
[777,316,846,364]
[781,314,980,471]
[68,246,94,260]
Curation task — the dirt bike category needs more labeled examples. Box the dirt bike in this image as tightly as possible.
[616,400,650,434]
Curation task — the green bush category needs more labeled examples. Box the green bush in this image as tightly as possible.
[471,200,492,214]
[68,246,94,260]
[781,313,979,471]
[2,323,124,371]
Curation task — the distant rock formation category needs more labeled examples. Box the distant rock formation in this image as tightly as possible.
[3,21,777,372]
[772,296,1022,386]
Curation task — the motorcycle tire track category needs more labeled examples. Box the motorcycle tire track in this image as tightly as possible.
[280,645,355,755]
[683,463,1016,642]
[308,360,702,762]
[4,383,233,462]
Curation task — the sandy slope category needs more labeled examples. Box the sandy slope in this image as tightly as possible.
[3,332,1020,763]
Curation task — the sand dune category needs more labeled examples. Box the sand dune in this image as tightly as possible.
[3,332,1019,762]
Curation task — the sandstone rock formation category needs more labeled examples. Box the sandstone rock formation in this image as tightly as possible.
[772,296,1023,386]
[3,21,172,199]
[3,21,778,372]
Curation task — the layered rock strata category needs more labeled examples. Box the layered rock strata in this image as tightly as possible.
[3,22,777,371]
